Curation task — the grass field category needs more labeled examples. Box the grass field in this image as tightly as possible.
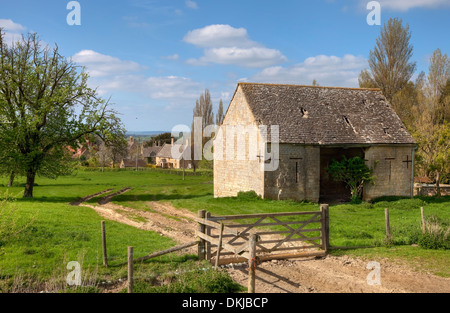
[0,169,449,293]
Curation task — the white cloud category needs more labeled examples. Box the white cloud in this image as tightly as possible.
[161,54,179,60]
[183,24,287,68]
[71,50,147,77]
[376,0,450,11]
[188,47,287,68]
[0,19,26,46]
[183,24,255,48]
[185,0,198,9]
[247,54,368,87]
[0,19,26,32]
[72,50,205,104]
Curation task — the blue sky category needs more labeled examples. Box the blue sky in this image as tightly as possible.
[1,0,449,131]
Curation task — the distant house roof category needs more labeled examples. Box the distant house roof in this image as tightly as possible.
[142,145,163,157]
[235,83,416,145]
[156,143,187,159]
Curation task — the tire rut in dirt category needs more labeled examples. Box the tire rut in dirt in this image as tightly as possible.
[70,189,114,206]
[97,187,132,205]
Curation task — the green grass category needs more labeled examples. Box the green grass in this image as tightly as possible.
[0,170,230,292]
[0,169,449,292]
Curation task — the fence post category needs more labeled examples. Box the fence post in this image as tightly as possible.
[248,233,258,294]
[385,208,391,242]
[101,221,108,267]
[198,210,206,261]
[205,211,211,262]
[128,246,134,293]
[421,207,426,234]
[215,222,224,270]
[320,204,330,253]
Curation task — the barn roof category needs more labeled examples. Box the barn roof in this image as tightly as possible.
[237,82,416,145]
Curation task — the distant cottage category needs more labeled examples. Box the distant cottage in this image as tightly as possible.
[214,83,417,203]
[156,138,193,169]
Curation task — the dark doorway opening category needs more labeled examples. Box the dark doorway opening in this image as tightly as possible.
[319,147,364,203]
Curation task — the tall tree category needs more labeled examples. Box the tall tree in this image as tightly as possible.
[216,99,224,126]
[359,18,416,102]
[439,79,450,123]
[191,89,215,171]
[425,49,450,124]
[193,89,214,129]
[0,31,123,198]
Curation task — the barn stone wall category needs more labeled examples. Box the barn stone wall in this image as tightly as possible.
[264,144,320,202]
[363,146,414,201]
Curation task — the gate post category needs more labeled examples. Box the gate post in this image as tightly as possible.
[248,233,258,293]
[198,210,206,261]
[320,204,330,253]
[205,211,211,261]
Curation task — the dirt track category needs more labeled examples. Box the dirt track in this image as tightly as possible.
[74,189,450,293]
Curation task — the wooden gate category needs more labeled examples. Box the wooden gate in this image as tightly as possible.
[195,204,330,265]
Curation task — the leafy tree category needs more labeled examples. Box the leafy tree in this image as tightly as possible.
[0,31,123,198]
[359,18,416,102]
[145,132,172,147]
[411,50,450,187]
[327,156,376,203]
[358,69,378,89]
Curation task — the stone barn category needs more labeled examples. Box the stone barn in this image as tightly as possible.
[213,83,417,203]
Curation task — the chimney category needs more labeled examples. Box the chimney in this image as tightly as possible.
[171,137,174,146]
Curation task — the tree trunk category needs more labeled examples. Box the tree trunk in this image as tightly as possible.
[23,171,36,198]
[7,171,15,187]
[436,170,441,197]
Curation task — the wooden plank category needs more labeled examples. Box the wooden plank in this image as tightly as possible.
[115,241,199,266]
[254,229,322,236]
[329,246,374,250]
[215,251,326,266]
[209,229,322,239]
[257,237,322,245]
[227,217,266,244]
[224,219,322,228]
[209,211,321,221]
[196,231,249,258]
[193,217,240,236]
